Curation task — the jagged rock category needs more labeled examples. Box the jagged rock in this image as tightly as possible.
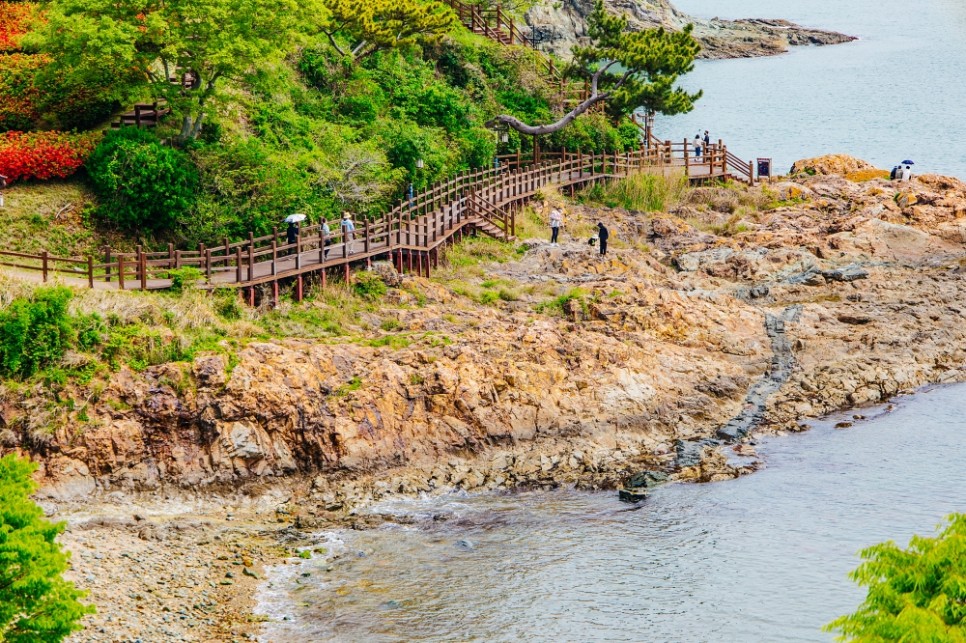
[822,266,869,282]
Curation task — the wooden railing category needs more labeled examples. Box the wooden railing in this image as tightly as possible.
[0,142,754,295]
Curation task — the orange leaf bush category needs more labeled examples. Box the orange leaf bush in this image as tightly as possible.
[0,130,100,182]
[0,3,40,52]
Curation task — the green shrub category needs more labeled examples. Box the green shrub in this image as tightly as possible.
[0,286,75,378]
[352,271,387,300]
[86,128,198,235]
[0,454,94,640]
[168,267,203,293]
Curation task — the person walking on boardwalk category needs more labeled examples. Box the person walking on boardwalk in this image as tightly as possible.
[286,221,299,256]
[693,134,702,159]
[703,130,711,148]
[341,211,356,254]
[321,218,332,258]
[597,221,609,257]
[549,208,563,244]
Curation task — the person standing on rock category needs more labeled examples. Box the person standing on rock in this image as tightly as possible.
[597,221,609,257]
[549,208,563,244]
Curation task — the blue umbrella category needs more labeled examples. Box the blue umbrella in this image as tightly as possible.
[901,159,915,165]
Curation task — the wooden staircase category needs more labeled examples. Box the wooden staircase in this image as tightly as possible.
[466,192,514,241]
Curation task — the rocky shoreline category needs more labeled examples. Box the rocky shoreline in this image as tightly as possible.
[8,155,966,640]
[526,0,857,60]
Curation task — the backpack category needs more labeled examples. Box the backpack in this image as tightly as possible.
[890,166,898,180]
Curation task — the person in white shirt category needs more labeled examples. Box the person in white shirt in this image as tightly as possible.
[549,208,563,244]
[900,165,913,181]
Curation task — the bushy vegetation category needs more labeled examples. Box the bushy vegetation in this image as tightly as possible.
[582,171,689,212]
[0,453,94,642]
[0,286,100,378]
[0,130,99,182]
[826,514,966,642]
[86,128,198,236]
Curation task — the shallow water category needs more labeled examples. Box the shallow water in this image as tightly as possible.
[656,0,966,177]
[257,384,966,642]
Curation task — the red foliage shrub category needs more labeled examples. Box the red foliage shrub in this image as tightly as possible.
[0,130,100,182]
[0,3,40,52]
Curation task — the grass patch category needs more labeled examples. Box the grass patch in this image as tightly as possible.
[581,171,688,212]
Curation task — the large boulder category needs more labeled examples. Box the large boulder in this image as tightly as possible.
[790,155,881,177]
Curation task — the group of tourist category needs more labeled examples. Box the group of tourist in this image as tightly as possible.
[692,130,711,158]
[285,212,356,258]
[549,207,609,257]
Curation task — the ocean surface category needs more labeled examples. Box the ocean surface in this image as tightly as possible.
[655,0,966,177]
[256,385,966,642]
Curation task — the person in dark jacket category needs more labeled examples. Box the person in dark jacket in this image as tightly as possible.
[597,221,609,256]
[286,221,299,256]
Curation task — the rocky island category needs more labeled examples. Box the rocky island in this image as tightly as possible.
[527,0,857,59]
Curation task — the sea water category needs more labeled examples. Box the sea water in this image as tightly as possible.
[657,0,966,177]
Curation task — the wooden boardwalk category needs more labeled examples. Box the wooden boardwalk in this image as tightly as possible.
[0,142,753,300]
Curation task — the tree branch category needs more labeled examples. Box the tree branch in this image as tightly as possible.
[323,30,348,57]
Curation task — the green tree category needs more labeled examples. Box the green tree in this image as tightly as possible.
[86,128,198,236]
[0,454,93,641]
[321,0,455,64]
[826,513,966,642]
[37,0,330,139]
[489,0,701,135]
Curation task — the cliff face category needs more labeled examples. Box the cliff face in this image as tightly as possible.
[5,157,966,511]
[526,0,856,60]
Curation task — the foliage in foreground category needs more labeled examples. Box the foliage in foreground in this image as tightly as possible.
[0,454,93,642]
[826,513,966,642]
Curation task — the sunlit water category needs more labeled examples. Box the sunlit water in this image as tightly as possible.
[256,385,966,642]
[655,0,966,177]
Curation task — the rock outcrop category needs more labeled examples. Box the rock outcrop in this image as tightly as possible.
[526,0,856,60]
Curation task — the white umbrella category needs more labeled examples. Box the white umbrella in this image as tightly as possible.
[285,213,307,223]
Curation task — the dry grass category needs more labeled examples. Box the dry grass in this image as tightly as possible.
[0,180,128,257]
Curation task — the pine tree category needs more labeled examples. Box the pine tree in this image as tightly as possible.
[0,454,93,642]
[826,513,966,642]
[489,0,701,136]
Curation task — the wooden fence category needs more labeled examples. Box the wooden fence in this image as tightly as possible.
[0,141,754,298]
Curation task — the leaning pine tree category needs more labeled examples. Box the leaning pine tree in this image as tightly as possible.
[488,0,702,136]
[0,454,93,642]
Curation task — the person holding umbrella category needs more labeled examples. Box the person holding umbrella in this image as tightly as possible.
[900,160,914,182]
[285,213,306,256]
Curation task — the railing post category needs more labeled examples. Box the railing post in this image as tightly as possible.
[749,159,755,186]
[271,240,278,275]
[683,138,689,175]
[174,249,181,269]
[364,218,370,254]
[294,234,301,270]
[135,245,143,282]
[104,246,111,282]
[235,247,242,283]
[140,250,147,290]
[41,250,48,282]
[205,248,212,284]
[168,242,175,269]
[87,256,94,288]
[117,254,125,290]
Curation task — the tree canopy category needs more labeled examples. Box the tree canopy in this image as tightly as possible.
[36,0,330,138]
[0,454,93,642]
[321,0,456,64]
[489,0,701,136]
[826,513,966,642]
